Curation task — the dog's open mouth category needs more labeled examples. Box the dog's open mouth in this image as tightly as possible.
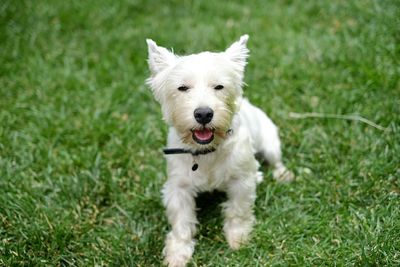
[192,128,214,145]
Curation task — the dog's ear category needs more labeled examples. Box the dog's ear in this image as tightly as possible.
[224,34,249,71]
[146,39,177,75]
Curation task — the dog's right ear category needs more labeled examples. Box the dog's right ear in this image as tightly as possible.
[224,34,249,73]
[146,39,177,75]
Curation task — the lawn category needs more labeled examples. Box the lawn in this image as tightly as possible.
[1,0,399,266]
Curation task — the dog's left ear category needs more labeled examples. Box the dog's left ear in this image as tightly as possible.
[224,34,249,71]
[146,39,177,75]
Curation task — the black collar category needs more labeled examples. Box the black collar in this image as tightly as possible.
[163,147,216,156]
[163,147,216,171]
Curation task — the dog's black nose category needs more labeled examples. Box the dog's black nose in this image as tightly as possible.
[194,107,214,124]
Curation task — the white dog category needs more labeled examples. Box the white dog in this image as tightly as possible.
[146,35,294,267]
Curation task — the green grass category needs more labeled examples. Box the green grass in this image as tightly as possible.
[1,0,399,266]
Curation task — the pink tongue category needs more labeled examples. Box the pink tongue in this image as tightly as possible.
[194,129,213,141]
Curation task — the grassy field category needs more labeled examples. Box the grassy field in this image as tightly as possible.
[1,0,399,266]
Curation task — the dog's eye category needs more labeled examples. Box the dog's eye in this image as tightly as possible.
[178,86,189,92]
[214,85,224,90]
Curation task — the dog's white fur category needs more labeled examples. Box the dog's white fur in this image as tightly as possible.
[146,35,293,267]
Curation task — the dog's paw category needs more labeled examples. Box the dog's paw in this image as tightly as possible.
[163,255,190,267]
[255,171,264,184]
[163,233,194,267]
[224,217,254,250]
[273,166,295,183]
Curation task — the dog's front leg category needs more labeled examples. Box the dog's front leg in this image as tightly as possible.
[223,174,257,250]
[162,181,197,267]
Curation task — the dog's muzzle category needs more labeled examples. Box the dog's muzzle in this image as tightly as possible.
[192,107,214,145]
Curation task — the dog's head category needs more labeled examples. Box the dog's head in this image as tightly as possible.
[146,35,249,148]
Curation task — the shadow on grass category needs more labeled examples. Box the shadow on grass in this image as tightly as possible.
[195,191,227,240]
